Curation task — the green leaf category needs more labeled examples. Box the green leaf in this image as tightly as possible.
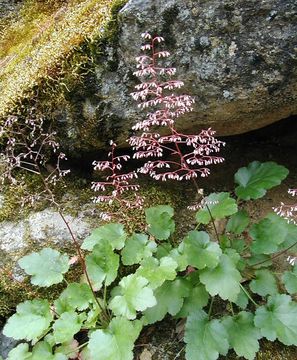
[277,222,297,250]
[250,213,289,255]
[3,299,53,341]
[81,223,126,251]
[136,256,178,289]
[233,287,249,309]
[109,274,156,319]
[31,341,67,360]
[254,294,297,345]
[185,310,229,360]
[249,269,278,296]
[183,231,222,269]
[283,264,297,294]
[169,242,189,271]
[84,304,101,328]
[226,210,250,234]
[155,243,172,259]
[53,312,85,344]
[199,253,241,301]
[54,283,94,314]
[234,161,289,200]
[85,239,119,290]
[18,248,69,287]
[195,192,237,225]
[222,312,261,360]
[144,278,190,324]
[121,233,157,265]
[7,344,32,360]
[88,318,142,360]
[145,205,175,240]
[177,273,209,317]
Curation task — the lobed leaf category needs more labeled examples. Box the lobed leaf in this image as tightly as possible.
[222,312,261,360]
[195,192,237,225]
[121,233,157,265]
[199,253,241,301]
[85,239,119,290]
[233,287,249,309]
[136,256,178,289]
[169,242,189,271]
[185,310,229,360]
[88,318,142,360]
[18,248,69,287]
[54,283,94,315]
[144,278,190,324]
[234,161,289,200]
[3,299,53,341]
[249,269,278,296]
[176,273,209,318]
[145,205,175,240]
[183,231,222,269]
[282,264,297,294]
[81,223,126,251]
[53,312,86,344]
[249,213,289,255]
[226,210,250,234]
[108,274,156,319]
[254,294,297,345]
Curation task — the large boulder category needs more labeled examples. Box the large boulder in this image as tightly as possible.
[55,0,297,153]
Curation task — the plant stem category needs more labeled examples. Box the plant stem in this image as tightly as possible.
[252,240,297,268]
[229,301,235,316]
[205,203,220,243]
[191,178,221,243]
[239,284,259,307]
[173,346,185,360]
[65,341,89,356]
[208,297,215,318]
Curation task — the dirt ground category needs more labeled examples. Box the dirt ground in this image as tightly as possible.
[134,116,297,360]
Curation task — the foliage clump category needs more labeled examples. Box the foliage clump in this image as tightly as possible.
[1,32,297,360]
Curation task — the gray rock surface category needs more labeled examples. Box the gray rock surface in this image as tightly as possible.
[0,0,22,19]
[57,0,297,153]
[0,205,93,267]
[0,329,18,359]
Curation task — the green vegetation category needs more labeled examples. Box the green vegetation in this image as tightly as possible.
[3,161,297,359]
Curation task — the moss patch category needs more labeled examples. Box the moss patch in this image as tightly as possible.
[0,0,126,120]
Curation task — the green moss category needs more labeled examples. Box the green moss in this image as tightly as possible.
[0,0,120,120]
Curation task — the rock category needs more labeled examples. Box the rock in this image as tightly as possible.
[0,0,21,19]
[52,0,297,153]
[0,329,18,359]
[0,207,92,267]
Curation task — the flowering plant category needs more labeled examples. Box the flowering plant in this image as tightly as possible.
[129,32,225,184]
[2,33,297,360]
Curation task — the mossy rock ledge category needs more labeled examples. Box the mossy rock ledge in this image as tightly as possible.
[0,0,297,155]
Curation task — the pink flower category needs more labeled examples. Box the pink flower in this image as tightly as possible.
[129,33,225,190]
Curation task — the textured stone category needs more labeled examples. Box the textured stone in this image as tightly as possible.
[0,329,18,359]
[0,206,92,266]
[56,0,297,153]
